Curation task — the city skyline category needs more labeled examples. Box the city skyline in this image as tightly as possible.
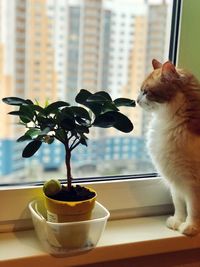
[0,0,171,183]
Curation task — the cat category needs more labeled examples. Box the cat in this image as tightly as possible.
[137,59,200,236]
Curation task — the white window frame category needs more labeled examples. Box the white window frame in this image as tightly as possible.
[0,177,172,232]
[2,0,196,234]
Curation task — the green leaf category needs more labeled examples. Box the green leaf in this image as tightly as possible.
[61,107,74,118]
[25,99,34,105]
[83,102,102,115]
[38,127,51,136]
[110,111,134,133]
[113,98,136,107]
[94,91,112,101]
[56,108,74,125]
[70,106,91,121]
[37,116,56,130]
[102,102,119,113]
[45,99,50,107]
[22,140,42,158]
[45,101,70,114]
[86,94,108,104]
[75,117,90,127]
[93,113,116,128]
[20,115,32,124]
[25,128,41,138]
[75,89,92,104]
[93,111,134,132]
[17,135,32,142]
[80,137,88,146]
[8,111,23,116]
[2,97,32,106]
[35,99,40,106]
[75,90,104,115]
[75,124,89,134]
[8,106,35,124]
[55,129,66,142]
[60,116,76,130]
[31,104,46,115]
[20,105,35,121]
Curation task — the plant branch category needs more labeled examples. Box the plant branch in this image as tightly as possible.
[68,132,73,140]
[64,143,72,191]
[70,139,81,151]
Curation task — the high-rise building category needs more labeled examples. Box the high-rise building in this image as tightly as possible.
[142,1,169,135]
[26,0,68,103]
[67,2,81,104]
[72,0,168,175]
[23,0,69,175]
[104,0,147,139]
[81,0,103,91]
[0,0,169,181]
[0,0,27,180]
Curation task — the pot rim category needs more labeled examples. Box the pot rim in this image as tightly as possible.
[44,186,97,205]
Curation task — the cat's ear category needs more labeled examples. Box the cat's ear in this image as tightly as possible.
[152,59,162,69]
[161,61,179,80]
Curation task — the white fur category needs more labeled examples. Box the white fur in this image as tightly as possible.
[140,92,200,236]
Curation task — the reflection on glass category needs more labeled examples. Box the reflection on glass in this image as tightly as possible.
[0,0,172,183]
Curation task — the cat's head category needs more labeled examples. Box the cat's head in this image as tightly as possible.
[137,59,182,111]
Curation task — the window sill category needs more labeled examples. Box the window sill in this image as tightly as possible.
[1,215,200,267]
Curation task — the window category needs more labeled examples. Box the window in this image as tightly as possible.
[3,0,193,238]
[0,0,173,186]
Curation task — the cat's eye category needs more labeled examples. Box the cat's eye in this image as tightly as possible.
[142,89,148,95]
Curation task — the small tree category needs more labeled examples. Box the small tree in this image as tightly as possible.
[2,89,135,191]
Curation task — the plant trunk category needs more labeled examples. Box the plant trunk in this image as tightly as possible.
[65,145,72,191]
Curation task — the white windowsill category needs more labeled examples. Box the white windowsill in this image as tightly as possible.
[1,215,200,267]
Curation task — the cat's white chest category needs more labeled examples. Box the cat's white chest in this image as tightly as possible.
[146,113,199,184]
[147,116,167,156]
[146,114,180,180]
[147,114,187,157]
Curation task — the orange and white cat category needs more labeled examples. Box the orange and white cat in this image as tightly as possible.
[137,59,200,236]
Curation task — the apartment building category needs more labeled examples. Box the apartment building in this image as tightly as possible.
[71,0,168,176]
[0,0,27,179]
[0,0,169,180]
[142,1,169,135]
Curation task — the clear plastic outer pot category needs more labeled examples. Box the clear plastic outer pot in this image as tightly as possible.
[29,199,110,257]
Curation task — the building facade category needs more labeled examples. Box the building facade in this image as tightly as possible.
[0,0,169,181]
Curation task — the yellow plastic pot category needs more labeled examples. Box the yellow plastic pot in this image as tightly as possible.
[44,187,97,249]
[44,187,97,223]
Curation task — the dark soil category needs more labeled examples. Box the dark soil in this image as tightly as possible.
[50,185,96,202]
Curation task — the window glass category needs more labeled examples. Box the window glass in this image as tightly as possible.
[0,0,173,184]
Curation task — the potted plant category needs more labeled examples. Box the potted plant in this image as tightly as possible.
[2,89,135,223]
[3,89,135,252]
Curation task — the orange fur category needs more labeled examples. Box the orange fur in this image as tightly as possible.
[138,61,200,135]
[137,59,200,236]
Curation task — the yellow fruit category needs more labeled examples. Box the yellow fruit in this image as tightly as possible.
[43,179,62,196]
